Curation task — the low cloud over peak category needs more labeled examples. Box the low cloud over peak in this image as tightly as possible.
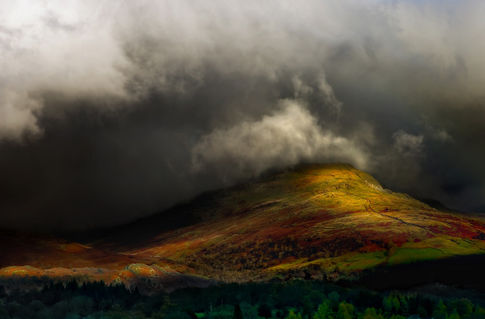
[192,100,369,183]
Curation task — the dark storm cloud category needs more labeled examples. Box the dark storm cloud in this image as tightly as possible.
[1,0,485,230]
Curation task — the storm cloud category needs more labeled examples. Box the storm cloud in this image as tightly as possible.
[1,0,485,230]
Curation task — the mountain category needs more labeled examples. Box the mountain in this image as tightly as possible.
[2,164,485,290]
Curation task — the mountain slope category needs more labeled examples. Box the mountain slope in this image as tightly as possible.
[107,164,485,281]
[2,164,485,287]
[0,230,210,292]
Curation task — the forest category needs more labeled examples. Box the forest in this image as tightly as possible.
[1,279,485,319]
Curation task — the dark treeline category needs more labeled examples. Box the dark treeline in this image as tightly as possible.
[1,279,485,319]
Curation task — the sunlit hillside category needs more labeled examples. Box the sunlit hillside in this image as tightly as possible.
[2,164,485,288]
[118,164,485,282]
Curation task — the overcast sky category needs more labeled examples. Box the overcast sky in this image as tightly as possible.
[1,0,485,230]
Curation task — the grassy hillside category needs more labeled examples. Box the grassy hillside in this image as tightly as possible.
[1,163,485,287]
[120,164,485,281]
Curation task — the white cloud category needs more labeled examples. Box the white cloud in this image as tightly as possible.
[192,100,368,182]
[0,91,42,139]
[0,0,128,140]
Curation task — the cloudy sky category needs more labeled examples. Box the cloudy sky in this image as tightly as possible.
[1,0,485,230]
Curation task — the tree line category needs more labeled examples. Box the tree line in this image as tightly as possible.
[0,278,484,319]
